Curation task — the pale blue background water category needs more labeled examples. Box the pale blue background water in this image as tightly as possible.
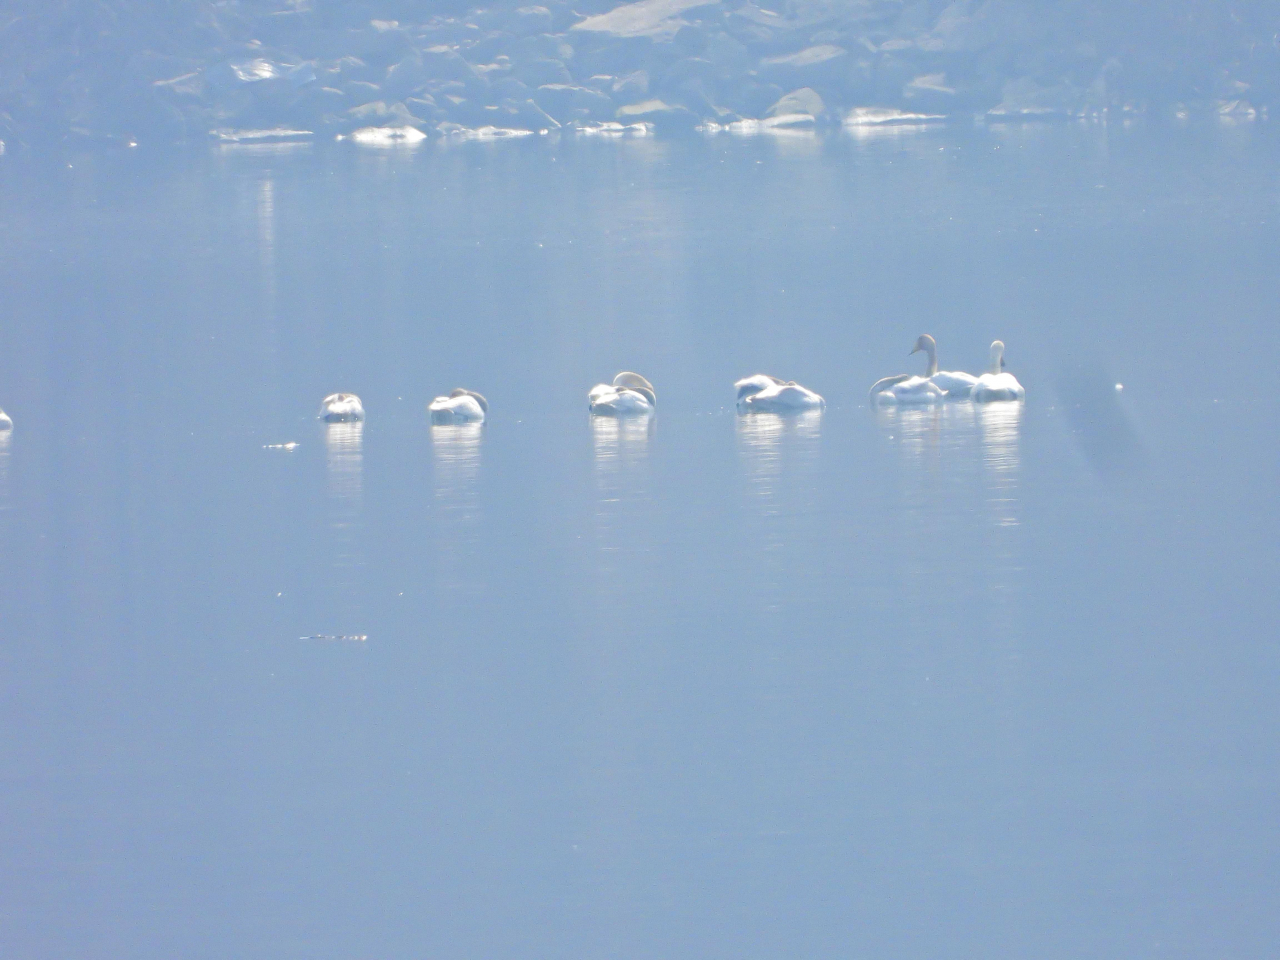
[1,123,1278,958]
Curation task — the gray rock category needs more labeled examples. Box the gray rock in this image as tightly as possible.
[495,97,563,130]
[767,86,826,119]
[423,45,484,84]
[510,6,555,37]
[611,69,650,103]
[615,97,699,131]
[513,58,573,87]
[382,55,431,100]
[493,76,534,100]
[513,33,576,63]
[534,83,615,121]
[342,80,383,105]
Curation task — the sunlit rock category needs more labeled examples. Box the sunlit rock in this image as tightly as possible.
[615,97,699,130]
[844,106,944,126]
[348,125,428,145]
[767,87,825,120]
[571,0,718,41]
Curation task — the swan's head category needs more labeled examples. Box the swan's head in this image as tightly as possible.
[910,334,937,356]
[988,340,1006,374]
[450,388,488,413]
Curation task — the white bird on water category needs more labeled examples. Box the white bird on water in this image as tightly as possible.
[735,374,825,412]
[319,393,365,422]
[971,340,1025,402]
[429,388,488,423]
[589,372,656,415]
[911,333,979,398]
[869,335,950,405]
[0,408,11,430]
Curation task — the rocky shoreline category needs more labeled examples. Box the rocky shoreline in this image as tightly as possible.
[2,0,1276,149]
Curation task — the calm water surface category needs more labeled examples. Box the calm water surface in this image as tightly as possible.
[1,123,1278,959]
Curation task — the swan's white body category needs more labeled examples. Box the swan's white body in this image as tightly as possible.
[589,372,656,416]
[971,341,1025,402]
[735,374,825,411]
[930,369,978,397]
[869,374,947,405]
[429,389,487,423]
[320,393,364,422]
[870,334,976,404]
[0,409,11,430]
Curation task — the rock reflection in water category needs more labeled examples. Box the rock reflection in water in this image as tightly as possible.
[430,422,484,595]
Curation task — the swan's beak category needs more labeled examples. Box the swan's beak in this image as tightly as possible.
[909,346,919,355]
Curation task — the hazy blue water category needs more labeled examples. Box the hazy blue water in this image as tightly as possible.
[1,123,1279,959]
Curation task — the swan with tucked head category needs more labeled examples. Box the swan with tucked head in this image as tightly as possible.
[869,335,953,405]
[971,341,1025,402]
[320,393,365,422]
[429,388,488,423]
[589,372,656,415]
[735,374,825,412]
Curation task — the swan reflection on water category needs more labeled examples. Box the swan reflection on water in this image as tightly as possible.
[431,422,484,593]
[735,410,822,516]
[590,413,654,587]
[324,420,363,514]
[590,412,654,469]
[431,422,483,513]
[0,429,10,512]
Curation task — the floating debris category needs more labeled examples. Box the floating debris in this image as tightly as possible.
[299,634,368,642]
[264,442,299,450]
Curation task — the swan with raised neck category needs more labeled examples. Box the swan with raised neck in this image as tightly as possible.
[911,334,978,398]
[971,340,1025,402]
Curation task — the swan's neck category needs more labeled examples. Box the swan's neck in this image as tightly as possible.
[922,342,938,377]
[988,349,1003,375]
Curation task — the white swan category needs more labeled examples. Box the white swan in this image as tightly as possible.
[971,341,1025,402]
[0,408,11,431]
[589,372,656,416]
[735,374,825,412]
[869,334,978,404]
[319,392,365,422]
[914,333,978,397]
[429,388,487,423]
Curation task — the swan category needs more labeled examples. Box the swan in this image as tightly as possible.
[319,393,365,422]
[0,408,11,430]
[735,374,825,411]
[913,333,978,397]
[589,372,656,416]
[429,388,487,423]
[971,341,1025,402]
